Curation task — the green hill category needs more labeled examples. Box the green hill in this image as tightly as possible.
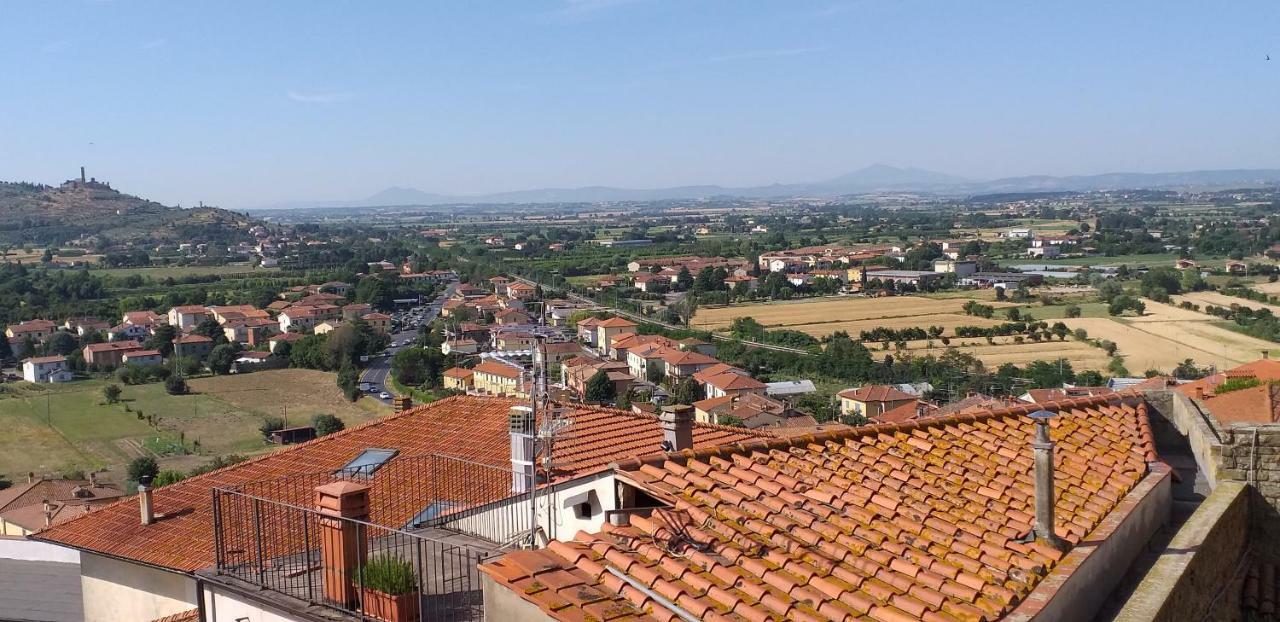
[0,180,257,245]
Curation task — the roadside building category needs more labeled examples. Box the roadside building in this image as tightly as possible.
[360,312,391,335]
[22,355,72,383]
[442,367,475,391]
[340,303,373,320]
[472,359,528,398]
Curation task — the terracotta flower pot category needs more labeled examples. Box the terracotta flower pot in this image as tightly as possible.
[360,587,420,622]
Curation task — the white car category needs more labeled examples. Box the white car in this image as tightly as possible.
[379,391,391,399]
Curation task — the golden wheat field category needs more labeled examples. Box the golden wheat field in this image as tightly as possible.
[691,296,1014,331]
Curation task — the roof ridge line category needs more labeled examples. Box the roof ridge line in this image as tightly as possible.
[611,391,1140,471]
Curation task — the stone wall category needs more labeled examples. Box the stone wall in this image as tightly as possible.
[1113,482,1250,622]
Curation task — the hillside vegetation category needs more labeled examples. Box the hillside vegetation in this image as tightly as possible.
[0,180,255,244]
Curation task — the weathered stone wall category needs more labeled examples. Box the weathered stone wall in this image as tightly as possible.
[1113,482,1250,622]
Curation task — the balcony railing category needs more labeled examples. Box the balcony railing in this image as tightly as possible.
[211,453,532,621]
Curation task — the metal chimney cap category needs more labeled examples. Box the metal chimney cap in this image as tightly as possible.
[1028,409,1056,420]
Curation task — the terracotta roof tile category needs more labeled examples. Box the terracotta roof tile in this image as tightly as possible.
[36,395,763,573]
[483,393,1158,622]
[838,385,918,403]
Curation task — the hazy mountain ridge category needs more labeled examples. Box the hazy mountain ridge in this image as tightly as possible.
[254,165,1280,210]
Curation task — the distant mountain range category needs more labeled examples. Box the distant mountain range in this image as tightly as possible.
[254,165,1280,210]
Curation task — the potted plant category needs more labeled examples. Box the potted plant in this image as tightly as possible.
[359,554,420,622]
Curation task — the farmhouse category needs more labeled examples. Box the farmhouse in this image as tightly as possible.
[122,349,164,367]
[6,319,57,344]
[166,305,211,332]
[837,384,918,418]
[172,334,213,359]
[22,354,72,383]
[83,340,143,368]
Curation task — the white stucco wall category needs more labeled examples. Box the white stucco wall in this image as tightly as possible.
[80,553,197,622]
[0,536,80,562]
[203,585,305,622]
[440,472,616,545]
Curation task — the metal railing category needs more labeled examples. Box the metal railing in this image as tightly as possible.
[210,453,534,621]
[213,487,493,622]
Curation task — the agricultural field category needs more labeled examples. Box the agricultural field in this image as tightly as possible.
[865,336,1112,370]
[1063,305,1275,372]
[1253,280,1280,296]
[691,295,1016,332]
[1174,291,1280,316]
[0,369,388,484]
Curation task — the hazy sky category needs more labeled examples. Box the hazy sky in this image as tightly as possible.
[2,0,1278,208]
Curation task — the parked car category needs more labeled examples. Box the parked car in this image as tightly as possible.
[379,391,391,399]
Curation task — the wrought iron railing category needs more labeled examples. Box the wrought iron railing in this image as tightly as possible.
[210,453,534,621]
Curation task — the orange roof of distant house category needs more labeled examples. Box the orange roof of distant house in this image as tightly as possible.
[23,354,66,365]
[124,349,162,358]
[169,305,209,314]
[173,334,212,344]
[480,394,1161,622]
[268,332,304,342]
[596,316,638,328]
[874,399,938,423]
[838,384,918,403]
[703,372,766,391]
[692,363,743,384]
[443,367,475,379]
[35,395,763,573]
[473,359,524,380]
[7,319,57,333]
[660,349,719,367]
[84,340,143,354]
[692,395,735,413]
[1177,360,1280,398]
[1022,386,1114,404]
[507,282,536,291]
[361,312,391,320]
[1196,383,1280,425]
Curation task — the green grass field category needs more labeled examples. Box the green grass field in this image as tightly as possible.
[90,264,279,279]
[1018,302,1112,320]
[0,369,388,483]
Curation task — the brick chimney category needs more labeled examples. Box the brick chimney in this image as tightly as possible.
[1194,386,1205,400]
[509,406,536,494]
[1029,410,1065,551]
[314,481,371,607]
[27,472,34,484]
[660,405,694,452]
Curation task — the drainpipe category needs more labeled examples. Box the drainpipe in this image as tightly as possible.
[1029,410,1066,551]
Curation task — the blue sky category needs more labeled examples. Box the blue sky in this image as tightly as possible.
[2,0,1278,208]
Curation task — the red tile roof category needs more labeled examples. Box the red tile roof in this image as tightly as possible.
[1196,383,1280,425]
[597,316,639,328]
[703,372,766,391]
[838,384,918,403]
[148,610,198,622]
[481,394,1160,622]
[173,334,212,344]
[1177,360,1280,399]
[36,396,763,572]
[443,367,475,379]
[22,354,66,365]
[474,359,524,380]
[83,340,142,354]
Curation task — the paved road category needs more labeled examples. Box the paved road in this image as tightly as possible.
[360,281,457,404]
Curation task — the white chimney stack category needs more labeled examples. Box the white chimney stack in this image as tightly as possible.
[509,406,536,494]
[138,479,155,526]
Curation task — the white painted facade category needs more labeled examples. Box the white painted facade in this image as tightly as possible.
[80,552,197,622]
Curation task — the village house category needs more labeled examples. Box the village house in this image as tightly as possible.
[166,305,211,332]
[6,318,57,345]
[121,349,164,367]
[105,323,150,342]
[313,320,343,335]
[360,312,392,334]
[837,384,918,418]
[506,281,537,300]
[442,338,480,355]
[172,334,213,359]
[278,306,319,332]
[266,331,304,353]
[82,340,143,368]
[340,302,373,320]
[472,359,528,397]
[0,474,122,536]
[22,354,72,383]
[223,317,276,345]
[593,316,638,356]
[122,310,167,328]
[62,317,110,337]
[442,366,475,391]
[701,369,767,400]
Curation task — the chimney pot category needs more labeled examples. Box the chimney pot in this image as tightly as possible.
[1195,386,1205,400]
[1028,410,1065,551]
[138,481,155,526]
[660,405,695,452]
[89,471,97,487]
[28,472,34,484]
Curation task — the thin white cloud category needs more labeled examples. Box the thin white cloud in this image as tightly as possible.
[141,38,167,50]
[706,47,825,64]
[287,90,356,104]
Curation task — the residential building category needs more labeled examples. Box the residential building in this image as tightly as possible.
[593,316,637,356]
[313,320,344,335]
[1027,244,1062,258]
[167,306,211,332]
[83,340,143,368]
[267,331,304,353]
[472,359,528,397]
[6,319,57,344]
[360,312,391,335]
[660,348,720,380]
[223,318,276,345]
[575,316,601,348]
[442,367,475,391]
[278,307,319,332]
[63,317,110,337]
[22,355,72,383]
[494,309,531,326]
[0,475,123,536]
[122,350,163,367]
[442,338,479,355]
[208,305,263,325]
[506,281,537,300]
[479,393,1169,622]
[340,303,373,320]
[122,310,167,328]
[702,371,767,400]
[932,258,978,276]
[105,323,150,342]
[34,396,760,622]
[172,334,213,360]
[1020,386,1114,403]
[837,384,918,418]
